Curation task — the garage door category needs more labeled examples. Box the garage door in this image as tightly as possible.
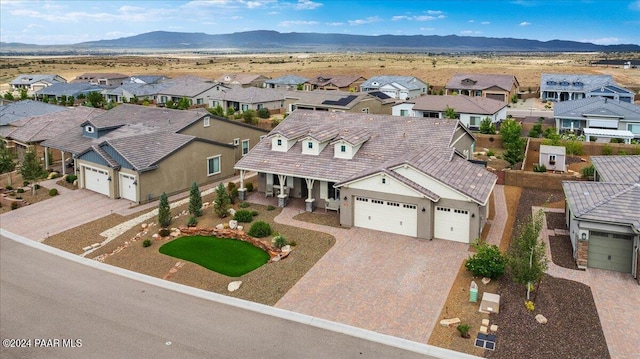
[119,173,137,202]
[354,197,417,237]
[486,93,505,102]
[83,166,109,196]
[588,231,633,273]
[434,206,470,243]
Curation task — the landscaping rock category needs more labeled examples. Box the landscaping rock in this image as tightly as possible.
[47,172,59,180]
[228,281,242,292]
[202,202,210,209]
[490,324,498,332]
[439,318,461,327]
[229,220,238,230]
[72,179,78,187]
[152,233,160,239]
[141,223,147,230]
[482,277,491,285]
[215,224,224,230]
[228,208,236,216]
[281,245,291,253]
[237,225,243,231]
[535,314,548,324]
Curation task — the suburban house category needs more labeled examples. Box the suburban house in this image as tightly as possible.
[34,83,105,103]
[303,75,366,92]
[284,90,395,115]
[234,110,497,243]
[538,145,566,172]
[71,73,129,86]
[216,74,270,88]
[445,73,520,102]
[392,95,508,130]
[155,76,229,107]
[128,75,168,84]
[103,82,171,104]
[264,75,309,90]
[540,74,635,103]
[40,104,268,203]
[553,97,640,142]
[207,86,286,114]
[0,106,104,165]
[10,74,67,93]
[0,100,67,126]
[562,155,640,279]
[360,75,428,100]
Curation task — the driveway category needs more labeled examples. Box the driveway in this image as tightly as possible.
[0,178,133,241]
[273,207,471,344]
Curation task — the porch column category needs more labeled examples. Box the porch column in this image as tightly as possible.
[238,170,246,200]
[304,178,315,212]
[61,150,66,176]
[277,174,288,207]
[556,91,560,100]
[44,146,49,170]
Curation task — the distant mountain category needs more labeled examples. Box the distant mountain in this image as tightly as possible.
[2,30,639,54]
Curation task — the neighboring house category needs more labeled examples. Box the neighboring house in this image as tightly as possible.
[445,73,519,102]
[235,110,496,243]
[553,97,640,142]
[360,75,428,100]
[216,74,270,88]
[41,104,268,203]
[34,83,104,103]
[285,90,395,115]
[538,145,566,172]
[393,95,508,130]
[0,106,104,166]
[9,74,67,93]
[103,82,171,104]
[208,86,286,114]
[0,100,67,126]
[304,75,366,92]
[264,75,308,90]
[540,74,634,103]
[562,155,640,278]
[155,76,228,107]
[128,75,168,84]
[71,73,130,86]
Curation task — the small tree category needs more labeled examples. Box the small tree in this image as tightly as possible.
[507,210,548,301]
[20,149,46,195]
[242,109,257,124]
[465,241,507,279]
[479,117,496,134]
[188,181,203,217]
[510,94,519,103]
[157,192,171,227]
[444,105,457,119]
[257,108,270,119]
[528,119,543,138]
[176,97,191,110]
[208,105,225,117]
[226,107,236,118]
[0,142,16,185]
[500,118,525,165]
[85,91,105,108]
[3,91,14,100]
[213,183,230,218]
[19,88,29,100]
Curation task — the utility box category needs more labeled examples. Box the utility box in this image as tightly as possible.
[470,281,479,302]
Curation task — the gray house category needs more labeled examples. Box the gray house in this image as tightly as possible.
[562,155,640,279]
[264,75,308,90]
[540,74,634,103]
[235,110,496,243]
[10,74,67,93]
[360,76,428,100]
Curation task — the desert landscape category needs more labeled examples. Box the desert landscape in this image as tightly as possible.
[1,52,639,95]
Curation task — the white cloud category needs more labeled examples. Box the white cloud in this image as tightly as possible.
[427,10,443,15]
[481,21,491,25]
[519,21,531,26]
[392,16,409,21]
[295,0,323,10]
[581,37,620,45]
[348,16,381,26]
[278,20,319,27]
[326,22,345,26]
[391,14,444,21]
[468,20,475,23]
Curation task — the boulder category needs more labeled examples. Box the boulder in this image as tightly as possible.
[482,277,491,285]
[141,223,148,230]
[229,220,238,230]
[227,281,242,292]
[281,245,291,253]
[439,318,460,327]
[237,225,243,231]
[152,233,160,239]
[490,324,498,332]
[215,224,224,230]
[535,314,548,324]
[47,172,59,180]
[228,208,236,216]
[72,179,78,187]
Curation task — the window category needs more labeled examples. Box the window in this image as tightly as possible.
[400,109,409,116]
[277,139,282,146]
[549,155,556,164]
[423,112,439,118]
[233,138,240,146]
[196,98,203,105]
[474,90,482,96]
[561,119,581,129]
[241,104,249,111]
[242,139,249,155]
[203,116,210,127]
[340,144,346,152]
[546,81,557,86]
[85,125,94,133]
[307,141,313,149]
[207,155,221,176]
[361,108,369,114]
[381,177,387,184]
[328,182,337,200]
[627,123,640,135]
[469,116,481,128]
[257,104,263,109]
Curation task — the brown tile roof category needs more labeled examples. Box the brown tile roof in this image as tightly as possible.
[591,155,640,183]
[308,75,364,88]
[446,73,518,91]
[411,95,507,115]
[4,106,104,143]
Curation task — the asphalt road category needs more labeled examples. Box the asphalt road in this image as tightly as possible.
[0,235,448,359]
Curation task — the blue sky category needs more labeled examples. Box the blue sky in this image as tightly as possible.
[1,0,639,45]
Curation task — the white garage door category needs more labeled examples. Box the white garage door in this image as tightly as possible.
[83,166,109,196]
[434,206,470,243]
[119,173,137,202]
[354,197,417,237]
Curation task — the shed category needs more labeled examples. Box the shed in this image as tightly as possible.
[539,145,566,172]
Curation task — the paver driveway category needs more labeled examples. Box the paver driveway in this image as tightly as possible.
[274,206,471,344]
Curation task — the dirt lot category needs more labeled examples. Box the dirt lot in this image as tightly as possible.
[2,53,639,94]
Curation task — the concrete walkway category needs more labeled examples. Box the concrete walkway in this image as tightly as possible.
[536,206,640,359]
[486,185,507,246]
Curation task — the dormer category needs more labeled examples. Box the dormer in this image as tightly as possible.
[299,126,339,156]
[461,78,477,86]
[270,123,309,152]
[83,124,98,139]
[331,128,370,160]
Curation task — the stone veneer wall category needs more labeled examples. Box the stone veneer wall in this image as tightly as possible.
[576,239,588,269]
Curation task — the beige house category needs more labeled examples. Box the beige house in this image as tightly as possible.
[303,75,366,92]
[445,73,520,102]
[284,90,395,115]
[71,73,129,86]
[41,104,268,203]
[216,74,270,88]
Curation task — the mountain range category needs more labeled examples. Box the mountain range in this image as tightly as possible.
[1,30,639,54]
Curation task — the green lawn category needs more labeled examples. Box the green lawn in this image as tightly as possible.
[159,235,270,277]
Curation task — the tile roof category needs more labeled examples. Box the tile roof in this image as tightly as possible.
[591,155,640,183]
[35,83,104,96]
[446,73,518,91]
[540,145,566,156]
[540,73,619,92]
[216,74,268,85]
[265,75,308,85]
[103,82,171,98]
[0,100,67,126]
[219,86,286,103]
[101,131,195,171]
[562,181,640,231]
[3,106,104,143]
[553,97,640,121]
[410,95,507,115]
[235,110,496,204]
[10,74,65,85]
[286,90,389,109]
[72,73,128,81]
[307,75,364,88]
[156,75,220,97]
[361,76,426,91]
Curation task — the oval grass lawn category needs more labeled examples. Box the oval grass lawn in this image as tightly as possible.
[159,235,270,277]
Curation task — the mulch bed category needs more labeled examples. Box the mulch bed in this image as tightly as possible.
[487,188,609,359]
[549,235,579,270]
[545,212,566,230]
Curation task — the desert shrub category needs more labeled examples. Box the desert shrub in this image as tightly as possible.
[239,202,250,208]
[581,164,595,178]
[248,221,272,238]
[16,188,24,193]
[457,324,470,338]
[5,185,13,190]
[272,235,288,249]
[158,228,170,237]
[251,210,258,217]
[66,174,78,183]
[633,146,640,155]
[271,118,282,128]
[609,138,625,144]
[142,239,152,248]
[602,144,613,155]
[11,202,19,210]
[486,149,495,157]
[479,117,496,134]
[465,241,506,279]
[533,164,547,173]
[289,240,297,247]
[266,205,276,211]
[48,188,58,196]
[187,216,198,227]
[564,140,583,156]
[233,209,254,223]
[618,149,628,156]
[245,182,254,192]
[227,182,238,204]
[257,108,270,119]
